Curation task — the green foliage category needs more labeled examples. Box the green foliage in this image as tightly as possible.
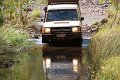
[95,56,120,80]
[110,0,118,6]
[89,5,120,79]
[0,69,9,80]
[0,15,4,27]
[89,20,120,80]
[107,6,116,18]
[31,9,41,19]
[98,0,119,6]
[0,26,34,62]
[99,0,105,4]
[1,0,44,26]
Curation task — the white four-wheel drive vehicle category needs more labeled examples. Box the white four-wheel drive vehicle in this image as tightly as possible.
[41,0,84,43]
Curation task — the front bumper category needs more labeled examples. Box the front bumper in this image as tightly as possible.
[42,32,82,43]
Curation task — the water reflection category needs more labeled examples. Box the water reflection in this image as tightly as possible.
[3,49,45,80]
[45,58,51,69]
[73,59,78,73]
[0,38,90,80]
[42,44,82,80]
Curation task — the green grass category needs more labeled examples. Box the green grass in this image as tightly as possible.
[0,26,33,62]
[95,56,120,80]
[89,5,120,79]
[89,26,120,80]
[0,26,45,80]
[31,9,41,19]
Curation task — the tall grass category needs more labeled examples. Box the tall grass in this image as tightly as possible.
[89,5,120,80]
[0,24,46,80]
[96,56,120,80]
[89,26,120,79]
[0,26,34,64]
[0,15,4,27]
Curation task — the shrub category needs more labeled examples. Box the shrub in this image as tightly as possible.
[0,26,34,63]
[31,9,41,19]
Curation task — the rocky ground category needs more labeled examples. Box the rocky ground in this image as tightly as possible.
[79,1,108,38]
[81,3,107,26]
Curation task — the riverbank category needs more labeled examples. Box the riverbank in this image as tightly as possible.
[89,5,120,80]
[0,23,45,80]
[0,26,33,68]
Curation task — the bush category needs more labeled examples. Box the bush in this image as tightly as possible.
[0,26,34,64]
[31,9,41,19]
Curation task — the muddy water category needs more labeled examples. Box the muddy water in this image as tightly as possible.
[42,40,90,80]
[42,44,82,80]
[0,49,45,80]
[0,39,90,80]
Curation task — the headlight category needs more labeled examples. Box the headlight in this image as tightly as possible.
[73,59,78,73]
[73,66,78,73]
[46,58,51,68]
[42,28,51,33]
[72,27,80,32]
[73,59,78,66]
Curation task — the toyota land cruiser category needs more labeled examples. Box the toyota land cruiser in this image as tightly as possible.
[41,0,84,43]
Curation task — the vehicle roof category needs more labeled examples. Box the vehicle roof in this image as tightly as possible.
[48,0,78,4]
[47,4,78,10]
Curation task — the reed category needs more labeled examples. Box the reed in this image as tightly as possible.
[89,18,120,80]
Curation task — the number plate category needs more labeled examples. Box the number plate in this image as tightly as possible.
[57,34,66,37]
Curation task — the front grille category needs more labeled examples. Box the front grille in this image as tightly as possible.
[51,27,71,34]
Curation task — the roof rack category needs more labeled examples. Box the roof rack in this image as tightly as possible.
[48,0,79,4]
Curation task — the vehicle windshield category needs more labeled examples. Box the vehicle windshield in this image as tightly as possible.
[46,9,78,21]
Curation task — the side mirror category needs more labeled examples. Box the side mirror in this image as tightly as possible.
[44,7,47,12]
[81,17,84,21]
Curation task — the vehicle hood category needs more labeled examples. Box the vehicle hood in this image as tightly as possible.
[43,21,81,27]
